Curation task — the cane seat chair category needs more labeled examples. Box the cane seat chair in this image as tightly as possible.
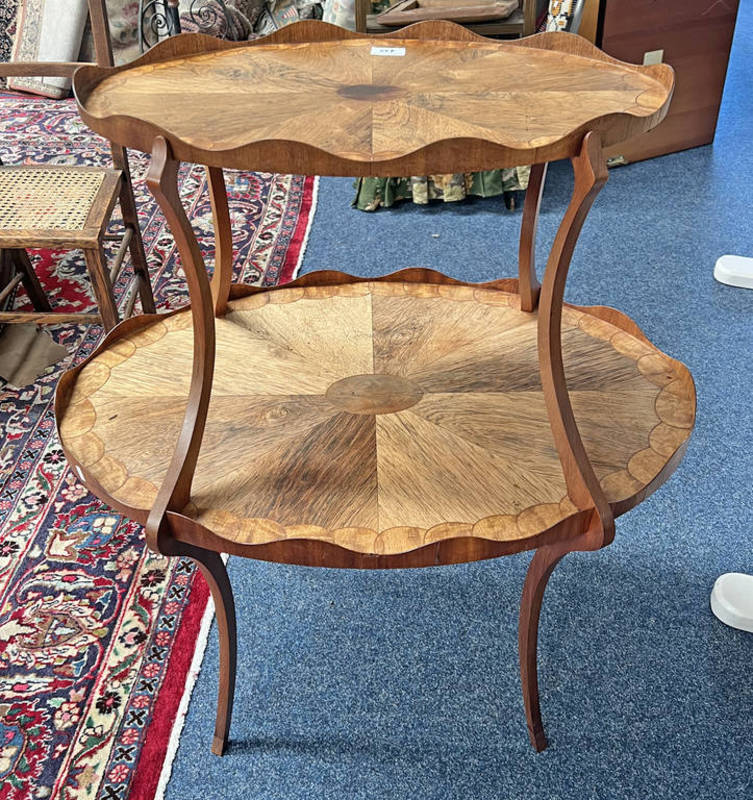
[0,0,155,331]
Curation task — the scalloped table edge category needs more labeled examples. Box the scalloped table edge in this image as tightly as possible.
[55,269,695,570]
[71,21,675,175]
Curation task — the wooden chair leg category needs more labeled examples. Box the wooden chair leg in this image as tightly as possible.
[126,221,156,315]
[518,542,569,752]
[83,246,119,331]
[112,144,156,314]
[165,542,237,756]
[8,248,51,311]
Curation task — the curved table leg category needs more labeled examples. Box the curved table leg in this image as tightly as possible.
[167,540,237,756]
[197,550,236,756]
[518,162,547,312]
[537,132,614,547]
[520,132,614,752]
[145,138,229,755]
[207,166,233,316]
[145,136,215,551]
[518,542,568,751]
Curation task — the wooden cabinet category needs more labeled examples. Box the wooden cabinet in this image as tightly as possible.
[601,0,740,162]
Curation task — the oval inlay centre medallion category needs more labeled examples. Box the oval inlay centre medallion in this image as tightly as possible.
[337,84,402,101]
[325,373,423,415]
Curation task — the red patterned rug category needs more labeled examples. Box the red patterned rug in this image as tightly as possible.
[0,93,317,799]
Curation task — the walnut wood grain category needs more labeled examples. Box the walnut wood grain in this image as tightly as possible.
[537,132,613,549]
[53,23,691,754]
[72,22,675,176]
[325,374,424,415]
[57,279,695,568]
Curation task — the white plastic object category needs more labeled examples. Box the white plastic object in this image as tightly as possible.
[713,255,753,289]
[710,573,753,633]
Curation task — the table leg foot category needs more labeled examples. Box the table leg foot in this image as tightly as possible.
[518,544,567,753]
[194,550,237,757]
[528,723,548,752]
[168,542,237,756]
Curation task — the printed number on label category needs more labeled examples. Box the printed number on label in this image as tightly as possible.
[370,46,406,56]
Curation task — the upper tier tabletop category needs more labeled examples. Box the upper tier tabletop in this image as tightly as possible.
[73,20,674,175]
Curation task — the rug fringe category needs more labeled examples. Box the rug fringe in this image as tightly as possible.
[291,175,319,281]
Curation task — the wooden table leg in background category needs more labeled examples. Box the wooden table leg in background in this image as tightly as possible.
[518,161,547,313]
[206,166,233,317]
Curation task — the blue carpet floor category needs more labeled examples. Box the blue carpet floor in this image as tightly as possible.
[164,7,753,798]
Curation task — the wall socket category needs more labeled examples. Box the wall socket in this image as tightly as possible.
[642,49,665,65]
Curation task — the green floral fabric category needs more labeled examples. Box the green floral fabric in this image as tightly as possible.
[350,0,535,211]
[353,167,530,211]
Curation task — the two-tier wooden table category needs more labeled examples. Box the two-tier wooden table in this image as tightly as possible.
[57,21,696,755]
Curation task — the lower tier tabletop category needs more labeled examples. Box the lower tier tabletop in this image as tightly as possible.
[57,280,695,561]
